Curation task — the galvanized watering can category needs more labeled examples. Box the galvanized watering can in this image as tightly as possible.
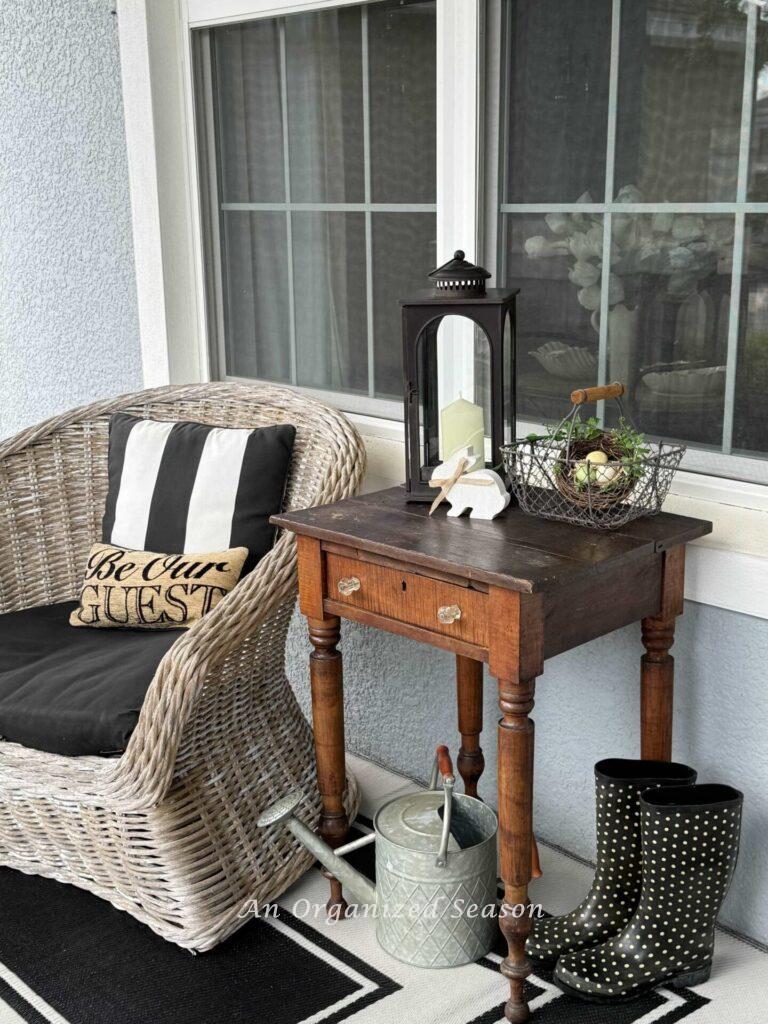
[257,746,498,969]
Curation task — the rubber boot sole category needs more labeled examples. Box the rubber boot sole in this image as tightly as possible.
[554,962,712,1003]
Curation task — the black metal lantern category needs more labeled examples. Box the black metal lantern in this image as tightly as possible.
[400,251,518,502]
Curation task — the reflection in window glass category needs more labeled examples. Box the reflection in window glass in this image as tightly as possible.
[372,214,436,398]
[748,23,768,200]
[493,0,768,479]
[608,213,732,447]
[502,0,612,204]
[734,217,768,456]
[369,0,436,204]
[503,213,601,422]
[615,1,746,203]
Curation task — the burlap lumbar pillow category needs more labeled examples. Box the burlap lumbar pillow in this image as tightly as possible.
[70,543,248,629]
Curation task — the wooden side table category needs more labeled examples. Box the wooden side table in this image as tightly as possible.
[272,488,711,1022]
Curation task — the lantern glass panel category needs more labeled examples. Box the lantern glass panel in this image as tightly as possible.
[416,315,492,478]
[414,320,439,476]
[504,309,515,445]
[474,323,492,446]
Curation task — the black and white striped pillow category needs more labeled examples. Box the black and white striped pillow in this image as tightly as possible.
[102,414,296,574]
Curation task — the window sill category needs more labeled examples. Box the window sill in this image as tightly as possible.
[349,411,768,622]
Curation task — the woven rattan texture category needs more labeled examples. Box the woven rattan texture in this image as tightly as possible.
[0,383,365,951]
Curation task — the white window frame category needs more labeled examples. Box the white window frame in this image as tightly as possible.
[116,0,768,619]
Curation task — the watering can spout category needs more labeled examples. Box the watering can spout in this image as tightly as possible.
[257,792,377,908]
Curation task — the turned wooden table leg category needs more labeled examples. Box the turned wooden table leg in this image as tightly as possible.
[641,546,684,761]
[641,614,675,760]
[498,676,536,1024]
[456,655,484,798]
[308,615,349,919]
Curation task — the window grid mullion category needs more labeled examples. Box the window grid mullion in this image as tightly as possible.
[737,5,758,206]
[595,209,612,419]
[362,5,376,399]
[723,4,758,454]
[596,0,622,422]
[499,203,768,214]
[723,210,746,455]
[495,0,513,289]
[278,18,298,387]
[603,0,621,208]
[221,202,436,212]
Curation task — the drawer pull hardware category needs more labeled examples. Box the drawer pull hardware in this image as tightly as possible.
[437,604,462,624]
[337,576,361,596]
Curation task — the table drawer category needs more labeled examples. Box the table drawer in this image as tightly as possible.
[325,552,488,647]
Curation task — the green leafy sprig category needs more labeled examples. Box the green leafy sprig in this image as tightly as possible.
[527,417,650,490]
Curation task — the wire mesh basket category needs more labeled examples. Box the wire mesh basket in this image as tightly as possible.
[500,382,686,530]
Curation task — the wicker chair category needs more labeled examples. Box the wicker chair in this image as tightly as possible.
[0,382,364,951]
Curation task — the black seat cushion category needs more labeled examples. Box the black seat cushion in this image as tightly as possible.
[0,602,181,756]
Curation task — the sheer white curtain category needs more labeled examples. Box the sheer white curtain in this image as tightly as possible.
[286,10,366,393]
[212,10,365,392]
[198,1,437,402]
[213,20,290,381]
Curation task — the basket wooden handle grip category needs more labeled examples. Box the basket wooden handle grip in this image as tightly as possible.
[436,745,455,782]
[570,381,626,405]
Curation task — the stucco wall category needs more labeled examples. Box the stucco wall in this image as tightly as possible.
[287,600,768,945]
[0,0,141,440]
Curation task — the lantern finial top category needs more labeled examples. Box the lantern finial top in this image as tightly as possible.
[428,249,491,298]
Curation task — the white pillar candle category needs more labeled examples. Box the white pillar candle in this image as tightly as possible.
[439,396,485,471]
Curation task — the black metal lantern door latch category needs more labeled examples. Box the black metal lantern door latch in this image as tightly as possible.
[399,251,519,503]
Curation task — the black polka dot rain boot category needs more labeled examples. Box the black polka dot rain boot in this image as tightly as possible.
[527,758,697,968]
[554,783,743,1002]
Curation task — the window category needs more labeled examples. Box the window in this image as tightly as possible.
[487,0,768,483]
[114,0,768,619]
[193,0,436,418]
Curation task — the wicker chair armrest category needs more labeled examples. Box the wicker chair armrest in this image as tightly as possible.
[0,423,108,614]
[98,529,300,807]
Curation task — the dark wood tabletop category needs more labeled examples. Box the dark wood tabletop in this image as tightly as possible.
[272,485,712,595]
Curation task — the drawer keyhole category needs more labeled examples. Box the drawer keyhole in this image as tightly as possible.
[401,579,407,592]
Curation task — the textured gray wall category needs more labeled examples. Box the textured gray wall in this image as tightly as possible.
[287,600,768,944]
[0,0,141,440]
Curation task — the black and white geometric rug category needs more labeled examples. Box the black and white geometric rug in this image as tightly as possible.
[0,754,765,1024]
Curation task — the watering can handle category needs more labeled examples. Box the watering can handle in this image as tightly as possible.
[435,745,455,783]
[434,745,456,869]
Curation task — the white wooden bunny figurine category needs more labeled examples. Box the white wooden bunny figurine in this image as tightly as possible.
[429,447,510,520]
